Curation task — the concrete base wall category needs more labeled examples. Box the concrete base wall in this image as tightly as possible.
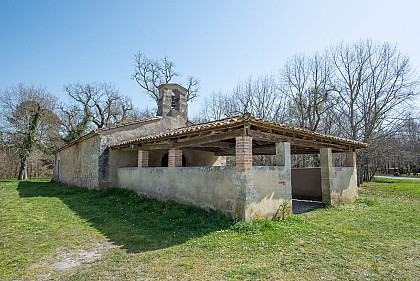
[291,168,322,201]
[291,166,357,204]
[118,166,239,217]
[246,166,291,220]
[331,167,358,204]
[117,166,290,220]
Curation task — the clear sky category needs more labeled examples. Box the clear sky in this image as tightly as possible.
[1,0,419,116]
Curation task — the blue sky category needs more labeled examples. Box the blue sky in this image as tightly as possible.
[1,0,419,116]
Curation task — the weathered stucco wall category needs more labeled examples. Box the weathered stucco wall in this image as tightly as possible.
[53,135,100,189]
[106,150,138,187]
[291,168,322,201]
[118,166,239,216]
[148,150,168,167]
[147,149,223,167]
[117,166,290,220]
[54,115,188,189]
[183,149,225,166]
[98,115,188,187]
[331,167,358,204]
[245,166,291,220]
[100,116,186,146]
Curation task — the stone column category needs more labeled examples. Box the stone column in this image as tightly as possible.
[235,136,253,171]
[344,151,356,167]
[168,149,182,167]
[276,142,291,167]
[276,142,292,191]
[137,150,149,167]
[276,142,292,200]
[320,148,333,205]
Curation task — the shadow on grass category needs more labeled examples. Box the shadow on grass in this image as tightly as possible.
[17,180,234,253]
[0,179,18,182]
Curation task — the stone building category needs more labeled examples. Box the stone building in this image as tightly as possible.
[54,83,367,220]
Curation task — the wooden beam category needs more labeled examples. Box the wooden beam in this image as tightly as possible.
[199,141,235,149]
[249,121,364,149]
[247,130,347,151]
[173,129,244,148]
[253,145,276,155]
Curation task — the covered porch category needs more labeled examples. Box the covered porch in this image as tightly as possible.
[111,113,367,220]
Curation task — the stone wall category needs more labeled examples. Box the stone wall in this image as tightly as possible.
[117,166,290,220]
[54,115,188,189]
[53,135,100,189]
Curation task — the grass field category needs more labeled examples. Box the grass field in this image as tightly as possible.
[1,178,419,280]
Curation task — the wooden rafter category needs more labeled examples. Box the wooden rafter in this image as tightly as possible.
[111,114,367,154]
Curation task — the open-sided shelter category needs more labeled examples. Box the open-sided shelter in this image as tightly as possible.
[54,83,367,220]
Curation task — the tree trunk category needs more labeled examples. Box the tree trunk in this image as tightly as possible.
[18,159,28,180]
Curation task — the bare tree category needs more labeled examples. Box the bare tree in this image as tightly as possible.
[200,91,231,121]
[62,82,134,139]
[331,40,419,181]
[200,75,288,123]
[127,107,156,120]
[0,84,59,180]
[132,51,200,104]
[58,103,91,144]
[378,113,420,175]
[280,52,335,132]
[331,40,418,141]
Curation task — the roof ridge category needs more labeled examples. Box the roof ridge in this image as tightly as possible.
[94,116,162,133]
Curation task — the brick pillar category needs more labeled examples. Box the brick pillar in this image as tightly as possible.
[168,149,182,167]
[320,148,333,205]
[344,151,356,167]
[235,136,253,171]
[137,150,149,167]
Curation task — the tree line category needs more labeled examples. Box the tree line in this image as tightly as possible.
[0,39,418,181]
[198,40,420,181]
[0,51,199,180]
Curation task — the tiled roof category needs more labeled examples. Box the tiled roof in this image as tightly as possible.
[56,116,162,152]
[93,116,162,133]
[111,114,368,149]
[248,115,367,147]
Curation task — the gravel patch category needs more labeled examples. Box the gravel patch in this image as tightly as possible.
[292,199,324,214]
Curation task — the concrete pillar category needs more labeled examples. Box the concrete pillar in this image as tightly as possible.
[320,148,333,205]
[276,142,291,167]
[168,149,182,167]
[235,136,253,171]
[344,151,356,167]
[276,142,292,201]
[137,150,149,167]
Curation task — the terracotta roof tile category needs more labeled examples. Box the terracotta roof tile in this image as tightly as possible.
[111,114,368,149]
[56,116,163,152]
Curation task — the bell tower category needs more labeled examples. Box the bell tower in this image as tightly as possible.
[157,84,188,120]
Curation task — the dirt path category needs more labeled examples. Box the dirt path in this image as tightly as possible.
[375,176,420,181]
